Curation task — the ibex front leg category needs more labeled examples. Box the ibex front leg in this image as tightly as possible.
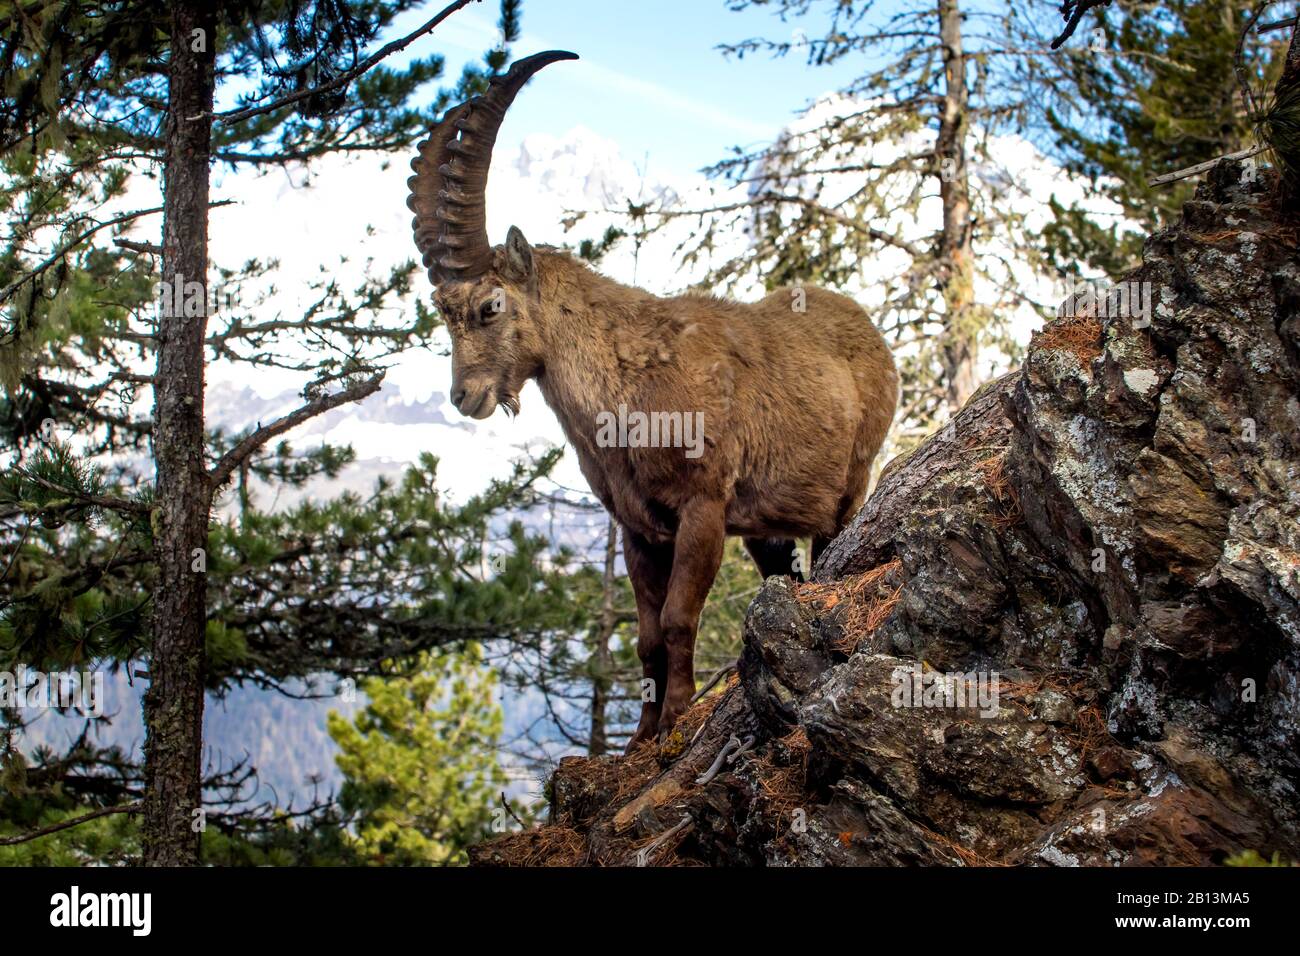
[657,498,726,742]
[624,529,673,752]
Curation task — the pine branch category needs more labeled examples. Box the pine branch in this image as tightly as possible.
[212,0,479,125]
[0,803,140,846]
[11,470,150,515]
[208,371,386,489]
[650,192,926,259]
[0,206,159,305]
[0,200,234,306]
[0,545,150,614]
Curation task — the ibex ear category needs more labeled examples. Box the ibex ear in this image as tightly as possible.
[503,225,534,283]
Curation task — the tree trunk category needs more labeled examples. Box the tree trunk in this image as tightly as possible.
[935,0,977,414]
[142,0,216,866]
[587,520,618,756]
[1280,17,1300,95]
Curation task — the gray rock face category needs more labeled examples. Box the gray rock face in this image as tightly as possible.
[471,164,1300,867]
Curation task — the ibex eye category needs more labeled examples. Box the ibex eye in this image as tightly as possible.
[478,300,501,324]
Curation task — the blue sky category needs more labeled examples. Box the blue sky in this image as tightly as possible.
[390,0,868,178]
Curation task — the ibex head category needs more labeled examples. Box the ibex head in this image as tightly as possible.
[407,50,578,419]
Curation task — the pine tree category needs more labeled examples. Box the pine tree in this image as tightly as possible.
[327,644,507,866]
[1036,0,1289,274]
[0,0,530,863]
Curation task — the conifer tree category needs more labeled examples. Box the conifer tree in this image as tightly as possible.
[1036,0,1289,274]
[327,644,507,866]
[0,0,530,863]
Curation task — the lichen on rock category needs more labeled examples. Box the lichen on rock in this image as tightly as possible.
[470,162,1300,868]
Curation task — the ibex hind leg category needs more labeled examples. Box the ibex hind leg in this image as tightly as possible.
[811,535,833,567]
[812,450,873,568]
[743,536,804,582]
[812,505,858,567]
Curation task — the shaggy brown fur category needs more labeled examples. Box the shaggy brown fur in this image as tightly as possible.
[431,237,898,747]
[408,49,895,747]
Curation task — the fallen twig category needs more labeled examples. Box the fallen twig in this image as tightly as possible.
[696,734,742,785]
[499,791,525,829]
[635,814,690,867]
[726,735,756,765]
[691,663,736,703]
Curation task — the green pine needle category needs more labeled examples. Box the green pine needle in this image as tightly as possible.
[1258,81,1300,186]
[1,441,106,525]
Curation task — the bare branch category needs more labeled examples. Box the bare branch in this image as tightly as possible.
[1050,0,1114,50]
[1237,3,1273,121]
[1259,16,1298,35]
[114,238,163,255]
[691,663,737,704]
[208,372,386,489]
[499,792,525,828]
[649,191,927,259]
[1147,144,1268,187]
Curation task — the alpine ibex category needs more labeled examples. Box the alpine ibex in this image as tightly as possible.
[407,51,898,749]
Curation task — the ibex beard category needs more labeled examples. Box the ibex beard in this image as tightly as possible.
[408,51,899,750]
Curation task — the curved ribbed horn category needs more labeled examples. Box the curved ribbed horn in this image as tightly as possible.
[407,50,579,284]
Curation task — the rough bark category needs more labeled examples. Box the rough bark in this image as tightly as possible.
[1280,18,1300,95]
[472,162,1300,867]
[142,0,216,866]
[936,0,977,414]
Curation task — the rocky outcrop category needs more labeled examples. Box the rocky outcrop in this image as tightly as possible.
[470,163,1300,867]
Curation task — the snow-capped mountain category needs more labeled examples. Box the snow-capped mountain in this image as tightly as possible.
[197,123,717,506]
